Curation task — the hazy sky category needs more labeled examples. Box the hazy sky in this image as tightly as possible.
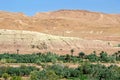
[0,0,119,16]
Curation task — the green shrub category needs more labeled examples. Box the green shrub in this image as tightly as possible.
[2,73,10,80]
[86,53,99,62]
[78,52,85,58]
[10,76,22,80]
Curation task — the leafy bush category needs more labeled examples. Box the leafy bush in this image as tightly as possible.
[78,52,85,58]
[30,70,59,80]
[10,76,22,80]
[0,66,39,77]
[86,53,99,62]
[2,73,10,80]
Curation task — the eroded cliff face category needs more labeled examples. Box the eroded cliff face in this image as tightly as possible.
[0,10,120,54]
[0,29,119,54]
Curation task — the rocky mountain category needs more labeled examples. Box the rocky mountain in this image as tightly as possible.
[0,10,120,54]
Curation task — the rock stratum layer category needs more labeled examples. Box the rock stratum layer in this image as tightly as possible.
[0,29,119,54]
[0,10,120,54]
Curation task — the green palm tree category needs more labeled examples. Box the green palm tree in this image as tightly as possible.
[79,52,85,58]
[70,49,74,56]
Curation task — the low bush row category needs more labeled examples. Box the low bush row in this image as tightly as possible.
[0,51,120,63]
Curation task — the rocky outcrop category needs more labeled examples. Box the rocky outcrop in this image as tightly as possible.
[0,29,119,54]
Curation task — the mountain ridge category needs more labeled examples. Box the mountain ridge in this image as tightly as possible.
[0,10,120,41]
[0,10,120,54]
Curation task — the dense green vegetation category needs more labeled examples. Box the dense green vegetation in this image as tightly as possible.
[0,51,120,80]
[0,66,39,77]
[30,63,120,80]
[0,51,119,63]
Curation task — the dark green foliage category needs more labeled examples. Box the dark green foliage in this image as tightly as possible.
[78,52,85,58]
[86,53,99,62]
[70,49,74,56]
[0,52,58,63]
[0,51,119,64]
[58,54,82,63]
[0,51,120,80]
[99,51,116,62]
[45,64,81,79]
[0,66,39,77]
[99,51,109,62]
[30,70,59,80]
[47,64,65,78]
[46,70,59,80]
[30,70,44,80]
[2,73,10,80]
[77,63,120,80]
[64,54,71,62]
[32,63,120,80]
[46,64,83,79]
[113,51,120,61]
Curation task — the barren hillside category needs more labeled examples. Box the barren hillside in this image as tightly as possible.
[0,29,119,54]
[0,10,120,41]
[0,10,120,54]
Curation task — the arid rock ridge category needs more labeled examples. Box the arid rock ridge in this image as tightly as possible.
[0,10,120,54]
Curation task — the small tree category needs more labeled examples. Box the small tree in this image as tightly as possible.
[16,49,19,54]
[93,51,96,54]
[114,52,119,61]
[118,51,120,53]
[100,51,109,62]
[2,73,10,80]
[79,52,85,59]
[70,49,74,56]
[114,51,120,61]
[87,53,98,62]
[65,54,71,62]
